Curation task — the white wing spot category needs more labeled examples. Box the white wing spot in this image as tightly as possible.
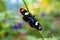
[25,12,29,15]
[39,27,41,29]
[21,9,24,12]
[35,22,38,26]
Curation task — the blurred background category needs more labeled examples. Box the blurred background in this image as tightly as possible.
[0,0,60,40]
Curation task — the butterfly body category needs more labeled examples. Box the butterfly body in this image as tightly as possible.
[20,8,42,30]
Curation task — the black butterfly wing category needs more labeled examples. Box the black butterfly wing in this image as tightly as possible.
[20,8,42,30]
[28,17,42,30]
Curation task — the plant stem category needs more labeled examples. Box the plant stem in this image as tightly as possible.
[38,31,44,40]
[22,0,29,12]
[35,29,44,40]
[22,0,44,40]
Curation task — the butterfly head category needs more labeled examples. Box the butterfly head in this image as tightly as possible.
[35,25,42,30]
[35,22,42,30]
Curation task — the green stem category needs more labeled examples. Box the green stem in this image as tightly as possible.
[22,0,29,12]
[35,29,44,40]
[22,0,44,40]
[38,31,44,40]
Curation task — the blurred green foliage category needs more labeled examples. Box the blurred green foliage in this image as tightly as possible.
[0,0,60,40]
[0,0,6,12]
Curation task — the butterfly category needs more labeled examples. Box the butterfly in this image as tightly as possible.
[20,8,42,30]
